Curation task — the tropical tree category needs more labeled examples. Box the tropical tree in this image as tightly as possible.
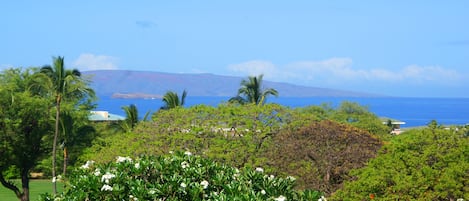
[266,120,382,194]
[160,90,187,110]
[332,127,469,200]
[58,109,96,185]
[120,104,150,132]
[38,56,95,194]
[229,74,278,105]
[0,68,52,201]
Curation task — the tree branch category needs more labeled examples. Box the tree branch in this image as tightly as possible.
[0,171,22,199]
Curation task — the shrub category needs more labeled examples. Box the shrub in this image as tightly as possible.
[41,152,322,200]
[331,128,469,200]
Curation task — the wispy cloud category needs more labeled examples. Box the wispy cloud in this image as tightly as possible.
[228,60,278,77]
[227,60,302,82]
[72,53,119,71]
[227,58,464,87]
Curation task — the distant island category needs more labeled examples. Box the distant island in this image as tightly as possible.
[111,93,162,99]
[83,70,384,98]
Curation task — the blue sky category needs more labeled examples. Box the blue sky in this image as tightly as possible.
[1,1,468,97]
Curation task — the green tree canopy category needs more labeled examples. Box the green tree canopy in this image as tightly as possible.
[0,68,52,201]
[332,127,469,200]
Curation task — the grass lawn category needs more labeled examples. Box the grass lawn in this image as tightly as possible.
[0,180,62,201]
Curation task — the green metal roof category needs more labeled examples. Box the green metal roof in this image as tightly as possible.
[380,117,406,124]
[89,111,125,121]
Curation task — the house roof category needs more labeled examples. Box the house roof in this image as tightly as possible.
[89,111,125,121]
[380,117,406,125]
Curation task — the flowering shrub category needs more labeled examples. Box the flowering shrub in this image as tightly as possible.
[41,152,322,200]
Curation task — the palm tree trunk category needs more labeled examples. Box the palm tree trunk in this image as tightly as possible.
[52,97,61,195]
[62,146,67,188]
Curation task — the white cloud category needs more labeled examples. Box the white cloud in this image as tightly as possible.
[228,60,277,76]
[227,58,463,87]
[227,60,298,81]
[72,53,119,71]
[287,58,360,81]
[400,65,461,83]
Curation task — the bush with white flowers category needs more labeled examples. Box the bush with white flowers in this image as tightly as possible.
[40,151,322,200]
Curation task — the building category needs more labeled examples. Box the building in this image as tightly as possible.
[382,118,406,135]
[89,111,125,122]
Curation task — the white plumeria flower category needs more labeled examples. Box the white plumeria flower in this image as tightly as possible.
[274,195,287,201]
[116,156,132,163]
[255,167,264,173]
[181,161,189,169]
[129,195,138,201]
[134,162,140,169]
[81,160,95,169]
[269,175,275,180]
[94,168,101,176]
[261,190,266,195]
[101,172,116,184]
[180,182,187,188]
[101,184,113,191]
[318,196,327,201]
[200,180,209,189]
[184,151,192,156]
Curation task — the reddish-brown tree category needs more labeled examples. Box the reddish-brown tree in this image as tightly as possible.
[265,120,382,194]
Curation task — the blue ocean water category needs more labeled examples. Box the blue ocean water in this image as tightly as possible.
[95,96,469,128]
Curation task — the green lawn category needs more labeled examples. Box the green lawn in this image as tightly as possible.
[0,180,62,201]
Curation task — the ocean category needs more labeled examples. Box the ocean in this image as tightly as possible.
[95,96,469,128]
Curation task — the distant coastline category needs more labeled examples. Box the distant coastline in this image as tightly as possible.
[111,93,162,99]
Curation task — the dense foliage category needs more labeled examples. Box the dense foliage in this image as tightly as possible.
[5,66,468,200]
[0,64,95,201]
[42,152,322,200]
[0,68,52,201]
[332,126,469,200]
[83,103,291,167]
[81,102,389,198]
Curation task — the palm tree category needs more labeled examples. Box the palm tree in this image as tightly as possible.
[59,111,95,188]
[120,104,151,132]
[229,74,278,105]
[39,56,95,194]
[160,90,187,110]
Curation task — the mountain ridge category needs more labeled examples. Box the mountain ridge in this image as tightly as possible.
[83,70,384,98]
